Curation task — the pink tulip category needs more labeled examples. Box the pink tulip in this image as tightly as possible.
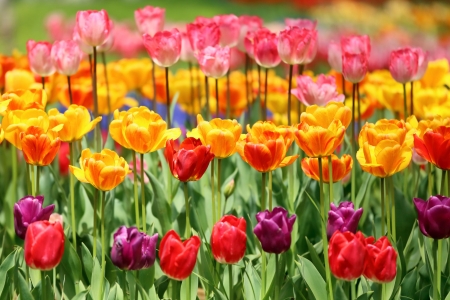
[180,32,196,63]
[50,40,82,76]
[97,20,115,53]
[284,18,317,30]
[292,74,345,107]
[341,35,371,56]
[303,29,318,64]
[278,26,317,65]
[411,47,428,81]
[213,14,240,47]
[194,16,215,25]
[253,29,281,68]
[75,10,112,47]
[111,25,144,58]
[237,15,263,52]
[230,48,246,70]
[389,48,419,84]
[134,6,165,36]
[45,13,73,41]
[186,22,220,53]
[196,45,230,78]
[328,41,342,72]
[26,40,55,77]
[143,29,181,68]
[342,52,368,83]
[244,28,270,59]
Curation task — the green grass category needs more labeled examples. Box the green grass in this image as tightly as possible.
[7,0,304,53]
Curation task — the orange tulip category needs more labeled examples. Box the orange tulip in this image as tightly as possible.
[414,126,450,170]
[237,121,298,172]
[300,101,352,130]
[20,126,61,166]
[108,58,153,92]
[358,119,413,149]
[0,89,47,115]
[301,154,353,183]
[69,148,130,191]
[0,124,4,144]
[189,114,242,159]
[4,69,35,92]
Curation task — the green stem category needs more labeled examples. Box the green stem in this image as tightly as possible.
[140,153,146,233]
[263,68,268,121]
[274,254,280,300]
[165,67,171,127]
[402,83,407,120]
[386,177,391,238]
[217,158,222,220]
[132,153,140,229]
[123,270,129,300]
[53,268,56,298]
[261,252,266,300]
[26,266,30,289]
[319,157,334,300]
[205,75,210,120]
[30,164,36,196]
[440,170,447,195]
[351,83,356,204]
[151,60,156,111]
[215,78,219,117]
[184,182,190,238]
[382,283,386,300]
[41,271,46,300]
[381,178,385,237]
[328,155,333,221]
[11,147,17,201]
[172,279,180,300]
[25,159,31,195]
[100,190,106,296]
[268,171,273,211]
[428,164,433,197]
[101,52,111,125]
[36,166,40,196]
[93,189,98,259]
[211,160,216,224]
[357,83,361,132]
[390,177,396,243]
[437,239,442,300]
[447,168,450,197]
[410,81,414,116]
[226,71,231,119]
[228,264,233,300]
[261,172,266,211]
[69,143,77,248]
[134,270,139,300]
[92,46,101,152]
[287,65,293,126]
[67,75,73,105]
[351,280,356,300]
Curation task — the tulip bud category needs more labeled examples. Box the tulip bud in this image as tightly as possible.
[414,195,450,239]
[75,10,112,47]
[363,236,397,283]
[51,40,83,76]
[134,6,165,36]
[253,29,281,69]
[211,215,247,264]
[326,201,363,240]
[223,179,235,199]
[213,14,240,47]
[342,52,368,84]
[389,48,419,84]
[292,74,344,107]
[237,15,263,52]
[253,207,296,254]
[26,40,55,77]
[328,41,342,73]
[25,220,65,270]
[186,22,220,53]
[196,45,231,79]
[277,27,316,65]
[143,29,182,68]
[14,195,55,239]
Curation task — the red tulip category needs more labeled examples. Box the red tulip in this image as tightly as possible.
[159,230,201,281]
[25,220,65,270]
[75,10,112,47]
[51,40,83,76]
[342,52,368,84]
[164,137,214,182]
[389,47,419,84]
[186,22,220,53]
[143,29,181,68]
[196,45,231,79]
[237,15,263,52]
[134,6,165,36]
[414,126,450,170]
[211,215,247,264]
[253,29,281,69]
[328,231,367,281]
[277,26,316,65]
[213,14,240,47]
[363,236,397,283]
[26,40,55,77]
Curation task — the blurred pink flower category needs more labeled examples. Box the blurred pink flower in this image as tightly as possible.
[278,26,317,65]
[45,13,73,41]
[341,35,371,56]
[186,22,220,53]
[111,24,144,58]
[230,48,246,70]
[180,32,196,63]
[342,52,368,83]
[26,40,55,77]
[196,45,230,78]
[284,18,317,30]
[389,47,418,84]
[134,6,165,36]
[213,14,240,47]
[291,74,344,107]
[244,28,270,59]
[51,40,82,76]
[143,29,181,68]
[328,41,342,72]
[75,10,112,47]
[411,47,429,81]
[128,157,150,184]
[253,29,281,69]
[237,15,263,52]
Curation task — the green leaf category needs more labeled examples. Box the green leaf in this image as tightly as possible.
[17,270,34,300]
[0,250,16,295]
[181,274,198,300]
[145,170,172,234]
[72,291,90,300]
[107,284,124,300]
[295,256,327,300]
[60,236,82,282]
[90,258,102,300]
[305,237,326,280]
[81,243,94,282]
[138,266,155,292]
[355,291,374,300]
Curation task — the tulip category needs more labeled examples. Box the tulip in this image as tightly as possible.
[111,226,158,270]
[363,236,397,283]
[14,195,55,239]
[389,48,419,84]
[213,14,240,47]
[358,119,413,148]
[159,230,201,280]
[244,28,269,60]
[0,89,48,114]
[253,29,281,69]
[414,126,450,170]
[326,201,363,240]
[196,45,230,79]
[143,29,182,68]
[50,40,82,76]
[237,15,263,52]
[134,6,165,36]
[302,154,353,184]
[411,47,428,81]
[0,124,4,144]
[4,69,35,92]
[48,105,102,142]
[25,220,65,270]
[75,10,112,47]
[328,41,342,73]
[180,32,196,63]
[59,142,70,176]
[414,195,450,239]
[253,207,296,254]
[341,35,371,56]
[20,126,61,166]
[291,74,345,107]
[328,231,367,281]
[186,22,220,53]
[342,52,368,84]
[108,58,153,91]
[211,215,247,264]
[277,27,317,65]
[26,40,55,77]
[284,18,317,29]
[164,137,214,182]
[69,148,130,191]
[412,148,427,166]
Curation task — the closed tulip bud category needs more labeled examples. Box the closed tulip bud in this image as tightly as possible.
[414,195,450,239]
[50,40,83,76]
[224,179,235,199]
[389,48,418,84]
[342,52,368,84]
[328,41,342,72]
[253,29,281,69]
[329,231,367,281]
[20,126,61,166]
[237,15,263,52]
[196,45,230,79]
[363,236,397,283]
[26,40,55,77]
[111,226,158,270]
[254,207,296,254]
[292,74,344,107]
[14,195,55,239]
[302,154,353,184]
[75,10,112,47]
[25,220,65,270]
[213,14,240,47]
[326,201,363,240]
[134,6,165,36]
[211,215,247,264]
[143,29,182,68]
[186,22,220,53]
[164,137,214,182]
[159,230,201,280]
[414,126,450,170]
[277,27,316,65]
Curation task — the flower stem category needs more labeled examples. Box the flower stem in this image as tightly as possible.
[390,176,396,243]
[93,189,98,259]
[67,76,73,105]
[92,46,101,152]
[428,164,433,197]
[101,52,111,126]
[357,83,361,132]
[380,177,385,237]
[217,158,222,220]
[263,68,268,121]
[410,81,414,116]
[257,65,262,120]
[165,67,171,128]
[386,177,391,238]
[441,170,447,195]
[215,78,219,117]
[287,65,293,126]
[351,83,356,205]
[274,254,280,300]
[341,74,346,96]
[261,172,266,211]
[261,252,266,300]
[140,153,146,232]
[123,270,129,300]
[151,60,156,111]
[205,75,210,120]
[132,152,140,230]
[382,283,386,300]
[41,77,45,90]
[437,239,442,299]
[211,160,216,224]
[11,147,17,202]
[69,143,77,248]
[226,70,231,119]
[36,166,40,196]
[328,155,333,220]
[30,164,36,196]
[319,157,333,300]
[41,271,46,300]
[100,190,106,296]
[25,159,31,195]
[351,280,356,300]
[298,65,305,123]
[184,182,190,238]
[402,83,407,120]
[228,264,233,300]
[268,171,273,211]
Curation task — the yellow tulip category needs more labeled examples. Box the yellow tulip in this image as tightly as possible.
[0,89,47,115]
[420,59,448,88]
[300,101,352,129]
[0,124,4,144]
[171,68,205,115]
[108,58,153,91]
[4,69,35,92]
[358,119,413,149]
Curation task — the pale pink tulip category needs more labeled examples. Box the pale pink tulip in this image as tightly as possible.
[26,40,55,77]
[196,46,230,78]
[75,10,112,47]
[278,26,316,65]
[143,29,181,68]
[134,6,165,36]
[328,41,342,72]
[237,15,263,52]
[284,18,317,30]
[111,25,144,58]
[213,14,240,47]
[291,74,344,106]
[45,13,73,41]
[342,52,368,83]
[97,20,115,52]
[411,47,428,81]
[389,48,418,84]
[341,35,371,56]
[51,40,82,76]
[180,32,196,63]
[186,22,220,53]
[253,29,281,68]
[230,48,246,70]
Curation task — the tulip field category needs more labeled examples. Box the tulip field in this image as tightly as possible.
[2,0,450,299]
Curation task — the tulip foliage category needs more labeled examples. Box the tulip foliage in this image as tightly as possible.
[1,3,450,300]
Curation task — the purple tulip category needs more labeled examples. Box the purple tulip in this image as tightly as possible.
[111,226,158,270]
[414,195,450,240]
[253,206,296,254]
[14,195,55,239]
[327,201,363,240]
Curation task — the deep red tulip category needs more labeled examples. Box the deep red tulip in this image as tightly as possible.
[196,45,231,79]
[389,47,419,84]
[159,230,201,281]
[253,29,281,69]
[26,40,55,77]
[210,215,247,264]
[143,29,181,68]
[25,220,65,270]
[186,22,220,53]
[59,142,70,176]
[363,236,397,283]
[134,6,165,36]
[164,137,214,182]
[51,40,83,76]
[237,15,263,52]
[75,10,112,47]
[342,52,368,84]
[328,231,367,281]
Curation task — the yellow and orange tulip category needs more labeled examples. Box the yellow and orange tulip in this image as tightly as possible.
[358,119,413,148]
[108,58,153,92]
[0,124,4,144]
[20,126,61,166]
[0,89,47,115]
[301,154,353,183]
